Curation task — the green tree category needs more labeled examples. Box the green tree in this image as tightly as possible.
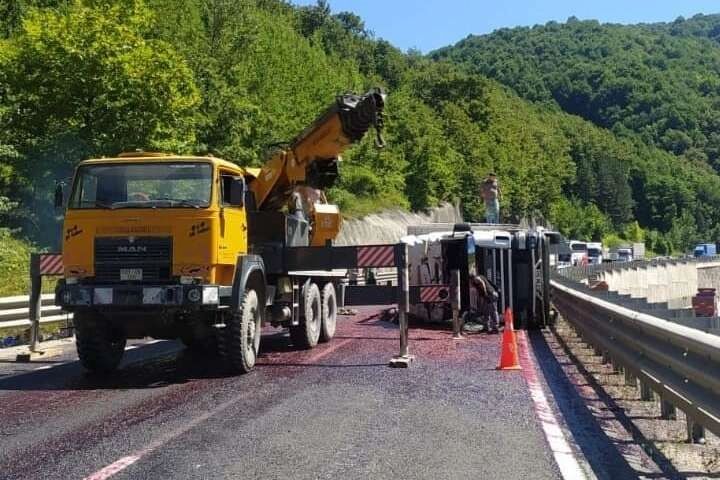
[0,0,200,235]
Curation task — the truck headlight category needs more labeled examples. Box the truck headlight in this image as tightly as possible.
[93,288,113,305]
[202,286,219,305]
[143,287,164,304]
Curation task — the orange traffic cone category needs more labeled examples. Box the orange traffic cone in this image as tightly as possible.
[497,308,521,370]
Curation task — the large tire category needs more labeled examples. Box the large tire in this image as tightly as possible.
[224,289,262,374]
[319,282,337,343]
[74,311,126,373]
[290,282,321,349]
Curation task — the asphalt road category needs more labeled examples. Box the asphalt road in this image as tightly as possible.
[0,308,566,480]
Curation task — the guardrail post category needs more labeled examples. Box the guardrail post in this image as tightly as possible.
[624,369,637,387]
[660,399,677,420]
[687,419,705,444]
[640,381,654,401]
[29,253,42,353]
[451,269,462,339]
[338,283,346,308]
[390,243,413,368]
[601,351,610,365]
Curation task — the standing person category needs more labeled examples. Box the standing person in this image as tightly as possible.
[471,274,500,334]
[480,172,502,224]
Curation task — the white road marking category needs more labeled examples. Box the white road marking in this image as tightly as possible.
[517,331,589,480]
[34,365,53,371]
[84,455,141,480]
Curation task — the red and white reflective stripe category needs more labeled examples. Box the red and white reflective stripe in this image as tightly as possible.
[39,254,63,275]
[357,245,395,267]
[419,285,449,303]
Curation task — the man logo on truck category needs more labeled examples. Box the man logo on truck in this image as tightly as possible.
[117,246,147,253]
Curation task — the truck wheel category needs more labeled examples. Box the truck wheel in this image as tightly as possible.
[319,282,337,342]
[224,289,262,373]
[74,311,126,373]
[290,282,321,349]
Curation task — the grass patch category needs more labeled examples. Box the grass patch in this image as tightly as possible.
[0,230,57,297]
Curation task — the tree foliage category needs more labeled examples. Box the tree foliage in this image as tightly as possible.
[1,1,720,255]
[434,15,720,250]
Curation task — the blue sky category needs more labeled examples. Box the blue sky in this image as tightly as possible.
[291,0,720,53]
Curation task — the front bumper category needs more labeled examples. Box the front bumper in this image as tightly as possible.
[56,283,232,309]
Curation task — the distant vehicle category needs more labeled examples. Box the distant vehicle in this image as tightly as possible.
[587,242,603,265]
[631,242,645,260]
[556,251,572,268]
[693,243,717,257]
[616,248,633,262]
[568,240,588,266]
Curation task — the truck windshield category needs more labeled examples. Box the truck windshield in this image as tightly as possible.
[587,248,601,257]
[69,162,212,209]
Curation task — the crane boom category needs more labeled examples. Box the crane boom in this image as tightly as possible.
[250,89,386,212]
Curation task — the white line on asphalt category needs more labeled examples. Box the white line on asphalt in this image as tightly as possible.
[34,365,53,371]
[84,456,141,480]
[82,338,353,480]
[517,331,589,480]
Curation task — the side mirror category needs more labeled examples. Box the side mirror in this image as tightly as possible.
[228,177,245,207]
[54,183,65,209]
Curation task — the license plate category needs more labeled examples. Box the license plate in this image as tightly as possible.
[120,268,143,281]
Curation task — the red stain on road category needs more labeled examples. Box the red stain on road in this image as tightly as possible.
[1,306,508,480]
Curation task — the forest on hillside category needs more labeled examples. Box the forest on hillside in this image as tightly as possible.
[434,14,720,252]
[1,1,720,263]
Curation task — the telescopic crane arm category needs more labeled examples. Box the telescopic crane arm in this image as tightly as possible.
[249,89,386,212]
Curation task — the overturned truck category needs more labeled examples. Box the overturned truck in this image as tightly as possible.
[400,223,559,330]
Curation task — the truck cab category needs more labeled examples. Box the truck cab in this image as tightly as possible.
[617,248,633,262]
[56,153,254,365]
[694,243,717,257]
[60,153,250,289]
[568,240,588,266]
[586,242,603,265]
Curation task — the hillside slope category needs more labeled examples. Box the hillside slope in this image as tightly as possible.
[0,1,718,255]
[432,15,720,248]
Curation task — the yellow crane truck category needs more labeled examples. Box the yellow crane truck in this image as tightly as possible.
[55,89,386,374]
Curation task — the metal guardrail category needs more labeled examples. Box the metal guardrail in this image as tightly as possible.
[0,294,69,329]
[556,255,720,283]
[552,278,720,442]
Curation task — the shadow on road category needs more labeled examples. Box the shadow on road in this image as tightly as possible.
[0,330,309,392]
